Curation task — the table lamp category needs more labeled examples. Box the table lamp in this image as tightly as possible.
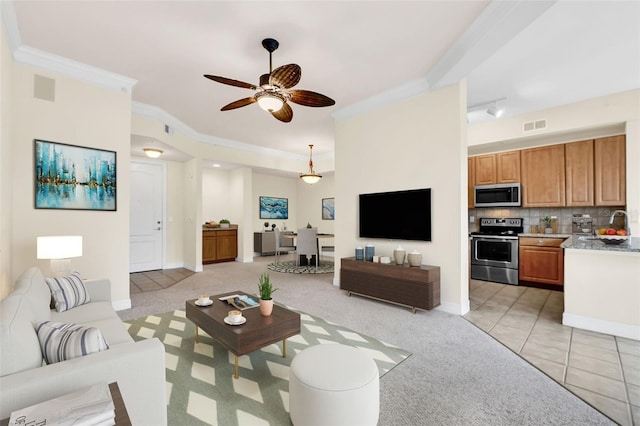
[37,236,83,277]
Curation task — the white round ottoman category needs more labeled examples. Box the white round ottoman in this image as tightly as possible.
[289,344,379,426]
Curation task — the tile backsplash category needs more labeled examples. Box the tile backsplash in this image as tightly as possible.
[468,206,626,234]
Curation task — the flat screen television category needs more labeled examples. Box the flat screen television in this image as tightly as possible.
[359,188,431,241]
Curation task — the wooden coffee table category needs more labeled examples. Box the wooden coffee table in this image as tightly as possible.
[185,291,301,378]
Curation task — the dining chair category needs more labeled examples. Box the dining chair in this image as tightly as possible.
[296,228,318,268]
[274,227,295,263]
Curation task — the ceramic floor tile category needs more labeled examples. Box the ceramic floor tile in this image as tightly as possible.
[497,313,537,331]
[489,324,529,353]
[617,338,640,357]
[565,367,628,402]
[521,341,569,365]
[570,341,620,364]
[628,383,640,407]
[568,352,623,381]
[520,353,565,383]
[526,332,570,352]
[620,353,640,387]
[564,384,632,426]
[572,329,618,352]
[631,404,640,426]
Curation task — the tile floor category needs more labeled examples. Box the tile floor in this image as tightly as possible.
[129,268,194,293]
[465,279,640,426]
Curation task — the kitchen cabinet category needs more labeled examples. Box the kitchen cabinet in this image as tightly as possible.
[595,135,626,206]
[472,151,521,186]
[521,145,566,207]
[468,157,475,208]
[203,228,237,264]
[565,139,594,206]
[519,237,565,286]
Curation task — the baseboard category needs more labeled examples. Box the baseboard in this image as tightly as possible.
[113,298,131,311]
[563,312,640,341]
[163,261,184,269]
[436,300,470,316]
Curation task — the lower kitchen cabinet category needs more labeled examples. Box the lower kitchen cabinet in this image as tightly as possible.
[519,237,565,286]
[203,228,237,264]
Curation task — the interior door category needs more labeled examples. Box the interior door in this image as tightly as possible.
[130,161,164,272]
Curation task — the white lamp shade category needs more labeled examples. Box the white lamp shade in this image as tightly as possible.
[37,236,83,259]
[257,94,284,112]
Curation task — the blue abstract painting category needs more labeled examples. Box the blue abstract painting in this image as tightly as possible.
[322,198,335,220]
[34,140,117,211]
[260,196,288,219]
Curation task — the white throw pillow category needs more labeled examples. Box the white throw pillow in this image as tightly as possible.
[45,272,90,312]
[33,321,109,364]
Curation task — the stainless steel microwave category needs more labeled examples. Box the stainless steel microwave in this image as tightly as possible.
[474,183,521,207]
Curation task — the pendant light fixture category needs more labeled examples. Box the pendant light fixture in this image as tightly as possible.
[143,148,163,159]
[300,144,322,184]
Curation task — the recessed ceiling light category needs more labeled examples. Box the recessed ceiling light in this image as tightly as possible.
[213,164,221,168]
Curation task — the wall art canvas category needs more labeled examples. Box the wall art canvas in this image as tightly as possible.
[259,196,288,219]
[322,198,335,220]
[34,139,117,211]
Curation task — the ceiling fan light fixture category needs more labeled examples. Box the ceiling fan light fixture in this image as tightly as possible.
[143,148,163,158]
[300,144,322,184]
[256,92,284,112]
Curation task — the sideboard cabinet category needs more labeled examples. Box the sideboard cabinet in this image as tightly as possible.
[203,228,237,264]
[340,257,440,312]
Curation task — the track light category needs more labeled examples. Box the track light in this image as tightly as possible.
[487,103,504,118]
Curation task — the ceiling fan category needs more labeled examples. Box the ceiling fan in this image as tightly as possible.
[204,38,335,123]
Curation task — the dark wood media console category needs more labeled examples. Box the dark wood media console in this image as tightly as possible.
[340,257,440,313]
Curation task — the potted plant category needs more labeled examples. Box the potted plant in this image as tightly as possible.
[306,222,312,229]
[219,219,230,228]
[257,272,278,316]
[264,221,270,231]
[541,216,553,233]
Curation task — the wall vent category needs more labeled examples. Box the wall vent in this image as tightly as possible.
[523,119,547,132]
[34,75,55,102]
[164,124,174,135]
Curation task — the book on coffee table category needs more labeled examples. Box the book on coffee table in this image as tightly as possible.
[219,294,259,310]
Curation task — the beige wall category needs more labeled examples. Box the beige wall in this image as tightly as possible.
[0,18,13,298]
[335,82,469,315]
[7,63,132,305]
[253,173,298,233]
[297,175,335,235]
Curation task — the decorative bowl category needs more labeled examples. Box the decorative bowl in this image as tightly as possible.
[598,235,629,245]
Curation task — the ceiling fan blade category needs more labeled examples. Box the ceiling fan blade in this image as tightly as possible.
[269,64,301,89]
[271,102,293,122]
[289,89,336,107]
[221,97,256,111]
[204,75,256,90]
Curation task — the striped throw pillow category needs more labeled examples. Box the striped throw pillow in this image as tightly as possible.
[45,272,90,312]
[33,321,109,364]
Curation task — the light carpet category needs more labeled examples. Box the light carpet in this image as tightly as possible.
[124,307,410,426]
[266,260,334,274]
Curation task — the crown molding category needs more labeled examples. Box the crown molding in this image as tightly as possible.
[1,0,22,52]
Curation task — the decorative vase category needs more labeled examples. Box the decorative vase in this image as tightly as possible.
[259,299,273,316]
[393,246,406,265]
[407,250,422,267]
[365,244,375,261]
[355,247,364,260]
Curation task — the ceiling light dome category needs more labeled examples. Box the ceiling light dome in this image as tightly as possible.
[255,91,284,112]
[143,148,163,158]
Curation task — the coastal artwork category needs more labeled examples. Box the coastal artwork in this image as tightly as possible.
[322,198,335,220]
[34,140,117,211]
[259,196,288,219]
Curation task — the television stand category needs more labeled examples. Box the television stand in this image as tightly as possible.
[340,257,440,313]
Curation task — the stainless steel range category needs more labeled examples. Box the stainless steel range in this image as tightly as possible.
[470,218,523,285]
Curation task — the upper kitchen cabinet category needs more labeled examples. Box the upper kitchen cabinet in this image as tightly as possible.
[468,157,475,208]
[595,135,626,206]
[473,151,521,185]
[565,139,594,206]
[521,145,566,207]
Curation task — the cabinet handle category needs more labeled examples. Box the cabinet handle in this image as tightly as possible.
[538,240,543,245]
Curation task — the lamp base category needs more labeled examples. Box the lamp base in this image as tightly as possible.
[50,259,72,278]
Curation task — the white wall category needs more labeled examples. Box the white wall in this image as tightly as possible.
[252,173,299,232]
[0,17,13,298]
[335,82,469,315]
[202,168,231,223]
[297,174,335,235]
[8,63,132,305]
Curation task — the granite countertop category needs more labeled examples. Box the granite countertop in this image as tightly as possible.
[560,235,640,253]
[519,233,571,239]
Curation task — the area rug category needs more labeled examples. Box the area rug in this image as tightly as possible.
[266,260,334,274]
[124,308,410,426]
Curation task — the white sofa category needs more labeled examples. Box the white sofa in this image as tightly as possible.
[0,267,167,425]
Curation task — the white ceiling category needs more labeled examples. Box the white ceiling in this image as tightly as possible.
[5,1,639,165]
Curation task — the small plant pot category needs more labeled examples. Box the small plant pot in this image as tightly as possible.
[544,227,553,234]
[220,223,230,228]
[259,299,273,316]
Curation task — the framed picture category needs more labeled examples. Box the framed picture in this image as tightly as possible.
[259,196,288,219]
[322,198,335,220]
[34,139,117,211]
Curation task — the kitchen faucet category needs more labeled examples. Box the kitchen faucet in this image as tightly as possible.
[609,210,629,230]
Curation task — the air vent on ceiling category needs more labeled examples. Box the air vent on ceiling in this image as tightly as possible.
[523,119,547,132]
[164,124,173,135]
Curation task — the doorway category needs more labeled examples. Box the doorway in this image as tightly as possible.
[130,161,165,272]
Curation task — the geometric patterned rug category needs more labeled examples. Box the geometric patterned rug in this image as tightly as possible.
[124,308,411,425]
[266,260,334,274]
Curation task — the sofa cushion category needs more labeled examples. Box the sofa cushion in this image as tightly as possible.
[45,272,91,313]
[0,295,44,377]
[12,267,52,321]
[33,321,109,364]
[51,301,118,324]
